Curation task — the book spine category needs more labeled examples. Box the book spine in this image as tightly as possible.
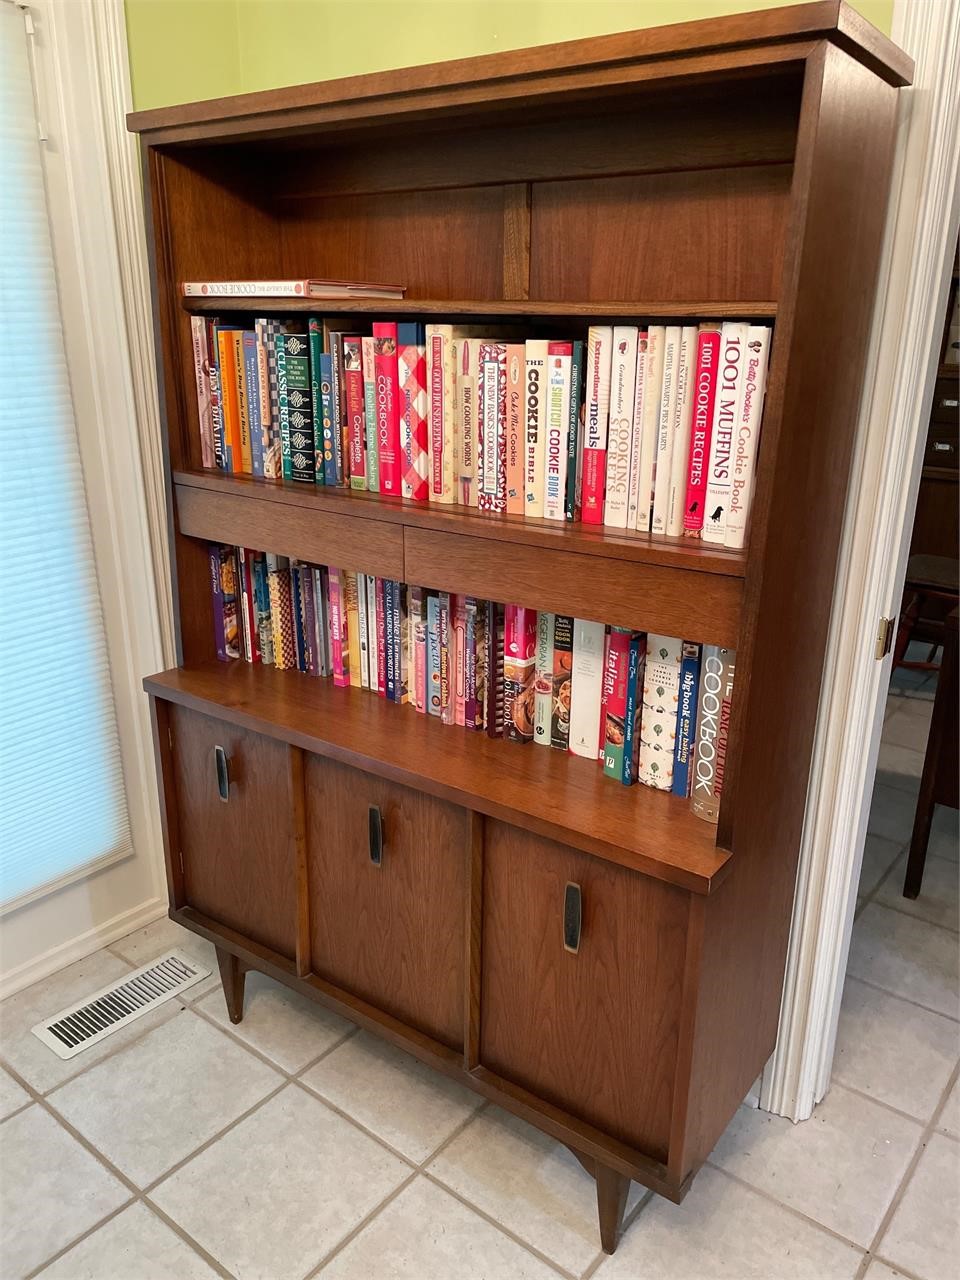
[549,614,573,750]
[372,323,401,495]
[505,344,525,515]
[242,332,264,478]
[182,280,313,297]
[254,320,274,480]
[276,332,291,481]
[534,611,555,746]
[702,322,749,544]
[464,598,477,728]
[356,573,370,688]
[206,318,225,470]
[581,327,613,524]
[329,568,348,687]
[316,567,330,676]
[300,566,318,674]
[308,319,326,486]
[544,343,572,521]
[318,353,338,486]
[635,326,664,532]
[383,579,397,701]
[621,632,647,784]
[284,331,314,482]
[478,343,507,512]
[397,582,409,704]
[626,331,647,529]
[191,316,216,468]
[666,326,699,536]
[439,593,453,724]
[342,336,367,491]
[523,340,549,518]
[564,341,584,521]
[597,629,612,760]
[725,325,772,549]
[363,574,377,690]
[503,605,537,743]
[216,328,241,472]
[361,336,380,492]
[602,628,633,778]
[427,324,455,503]
[289,564,305,671]
[411,587,427,713]
[262,319,282,480]
[672,642,701,797]
[637,635,683,790]
[398,322,429,500]
[252,553,274,665]
[651,326,681,535]
[453,594,467,726]
[456,337,478,506]
[603,327,638,528]
[237,547,259,662]
[473,604,487,732]
[568,619,606,756]
[683,327,722,535]
[426,593,442,715]
[690,646,736,823]
[375,578,387,696]
[343,570,361,688]
[267,555,295,669]
[485,601,504,738]
[228,333,252,473]
[209,544,228,660]
[326,328,345,485]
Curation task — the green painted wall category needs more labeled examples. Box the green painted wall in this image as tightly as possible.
[125,0,894,112]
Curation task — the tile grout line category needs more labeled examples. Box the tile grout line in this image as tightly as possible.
[417,1168,581,1280]
[851,1058,960,1280]
[702,1161,869,1257]
[300,1170,420,1280]
[3,1055,238,1280]
[827,1076,947,1129]
[838,971,960,1025]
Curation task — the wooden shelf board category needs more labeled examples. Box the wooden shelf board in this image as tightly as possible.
[179,297,778,319]
[144,661,733,895]
[173,470,747,579]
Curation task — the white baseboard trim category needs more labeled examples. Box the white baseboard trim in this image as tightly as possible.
[0,897,168,1000]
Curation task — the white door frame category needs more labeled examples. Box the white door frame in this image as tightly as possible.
[762,0,960,1121]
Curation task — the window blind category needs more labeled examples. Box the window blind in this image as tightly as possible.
[0,4,132,908]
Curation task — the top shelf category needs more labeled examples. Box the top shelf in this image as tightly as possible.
[180,298,779,319]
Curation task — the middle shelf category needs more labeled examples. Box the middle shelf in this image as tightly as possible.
[174,470,745,646]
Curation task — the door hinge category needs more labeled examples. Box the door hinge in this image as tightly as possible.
[875,616,895,660]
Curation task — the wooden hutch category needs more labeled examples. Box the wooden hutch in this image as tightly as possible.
[129,1,912,1253]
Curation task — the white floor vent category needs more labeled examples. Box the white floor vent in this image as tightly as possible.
[31,950,211,1060]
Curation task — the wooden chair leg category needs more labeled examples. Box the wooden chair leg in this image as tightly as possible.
[216,946,246,1024]
[596,1164,630,1255]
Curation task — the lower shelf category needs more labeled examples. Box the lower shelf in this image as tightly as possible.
[144,661,731,894]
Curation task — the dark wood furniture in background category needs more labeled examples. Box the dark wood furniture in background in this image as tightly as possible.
[904,609,958,899]
[129,2,911,1253]
[909,243,959,564]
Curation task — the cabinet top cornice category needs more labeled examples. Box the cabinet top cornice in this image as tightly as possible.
[126,1,912,144]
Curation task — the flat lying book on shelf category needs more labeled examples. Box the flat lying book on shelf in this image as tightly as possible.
[181,279,406,299]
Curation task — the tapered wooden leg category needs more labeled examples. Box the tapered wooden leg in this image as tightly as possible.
[216,947,246,1024]
[596,1164,630,1255]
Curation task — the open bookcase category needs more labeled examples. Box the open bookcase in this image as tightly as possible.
[130,2,911,1252]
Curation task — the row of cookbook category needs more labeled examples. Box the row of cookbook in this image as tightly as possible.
[210,543,735,822]
[192,315,770,549]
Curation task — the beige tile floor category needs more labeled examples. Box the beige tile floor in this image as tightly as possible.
[1,679,956,1280]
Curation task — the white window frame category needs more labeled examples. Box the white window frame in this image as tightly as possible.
[0,0,172,994]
